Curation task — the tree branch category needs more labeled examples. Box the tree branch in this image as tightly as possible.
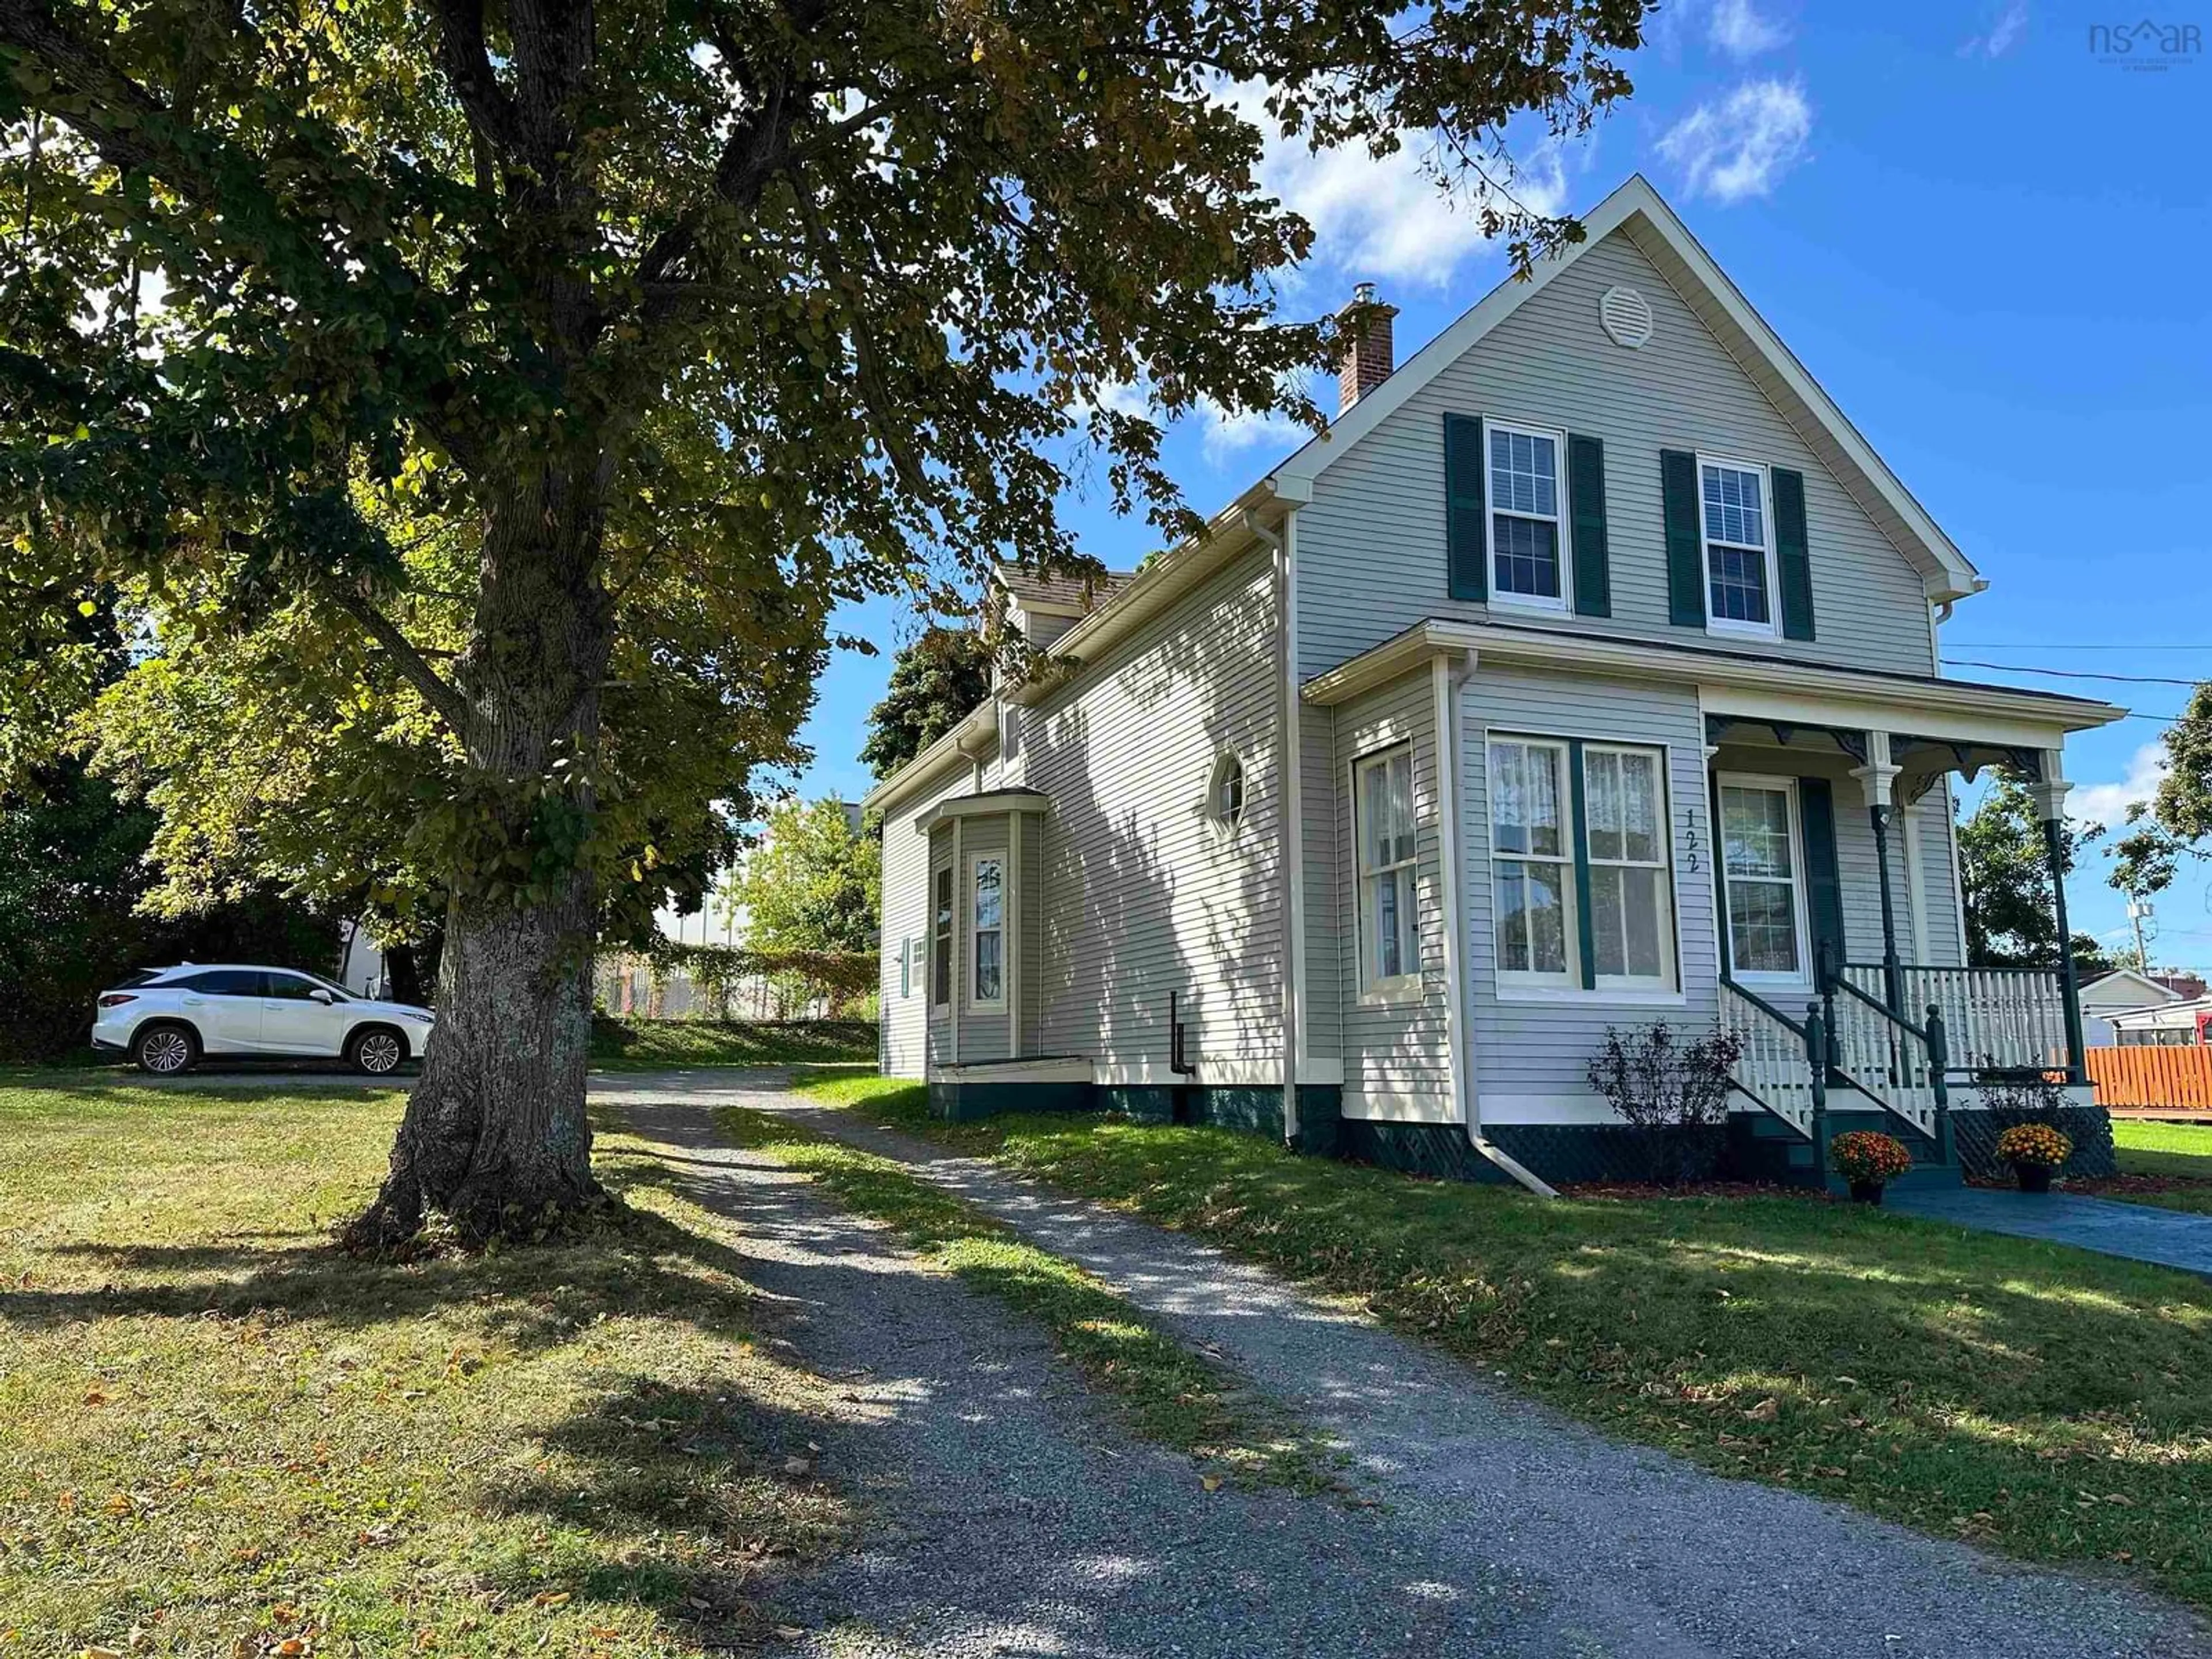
[427,0,528,164]
[323,586,475,736]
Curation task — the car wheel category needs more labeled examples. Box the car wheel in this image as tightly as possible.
[134,1022,199,1076]
[349,1027,407,1077]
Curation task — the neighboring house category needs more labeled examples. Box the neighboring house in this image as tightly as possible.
[2109,997,2212,1048]
[2078,967,2186,1047]
[865,176,2123,1190]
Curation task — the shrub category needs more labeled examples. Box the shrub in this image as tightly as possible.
[1586,1022,1743,1185]
[1995,1122,2073,1169]
[1831,1130,1912,1184]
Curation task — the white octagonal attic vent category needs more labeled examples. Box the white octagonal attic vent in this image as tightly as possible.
[1599,285,1654,350]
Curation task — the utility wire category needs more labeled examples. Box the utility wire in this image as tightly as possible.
[1943,658,2206,687]
[1946,642,2212,652]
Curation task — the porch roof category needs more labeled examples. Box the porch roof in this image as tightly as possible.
[1302,618,2125,750]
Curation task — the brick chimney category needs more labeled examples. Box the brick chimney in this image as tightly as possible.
[1336,282,1399,414]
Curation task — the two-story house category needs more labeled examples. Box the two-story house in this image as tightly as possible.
[864,175,2124,1193]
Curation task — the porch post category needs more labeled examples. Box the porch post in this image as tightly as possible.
[2031,755,2089,1085]
[1849,733,1906,1013]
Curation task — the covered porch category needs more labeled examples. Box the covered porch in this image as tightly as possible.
[1703,687,2121,1182]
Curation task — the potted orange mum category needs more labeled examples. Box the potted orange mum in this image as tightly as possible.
[1830,1130,1912,1205]
[1995,1122,2073,1194]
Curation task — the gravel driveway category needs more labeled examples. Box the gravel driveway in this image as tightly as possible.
[600,1076,2211,1659]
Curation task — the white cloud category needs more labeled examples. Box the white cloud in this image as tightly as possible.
[1226,81,1572,292]
[1960,0,2029,57]
[1197,398,1304,464]
[2072,741,2169,828]
[1710,0,1788,58]
[1656,79,1812,203]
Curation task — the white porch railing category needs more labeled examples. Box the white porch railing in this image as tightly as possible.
[1719,981,1818,1135]
[1842,964,2069,1076]
[1825,979,1939,1136]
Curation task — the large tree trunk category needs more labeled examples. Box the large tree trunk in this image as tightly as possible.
[345,449,616,1249]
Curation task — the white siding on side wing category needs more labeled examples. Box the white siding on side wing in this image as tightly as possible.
[1463,668,1718,1102]
[1301,708,1342,1062]
[878,766,974,1078]
[1023,547,1283,1073]
[1296,229,1938,681]
[1334,671,1453,1119]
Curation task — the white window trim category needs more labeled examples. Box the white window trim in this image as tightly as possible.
[1204,748,1248,844]
[1717,771,1813,990]
[1484,417,1571,615]
[966,851,1007,1012]
[1353,745,1422,999]
[1584,743,1678,994]
[1696,453,1780,640]
[1489,736,1579,990]
[898,937,912,999]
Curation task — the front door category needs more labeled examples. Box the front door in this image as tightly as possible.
[260,971,350,1055]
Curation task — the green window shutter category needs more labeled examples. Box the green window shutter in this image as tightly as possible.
[1798,777,1847,983]
[1773,467,1816,641]
[1567,433,1611,618]
[1445,414,1487,601]
[1567,738,1597,989]
[1661,448,1705,627]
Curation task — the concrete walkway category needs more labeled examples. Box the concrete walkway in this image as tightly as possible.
[594,1074,2211,1659]
[1888,1185,2212,1276]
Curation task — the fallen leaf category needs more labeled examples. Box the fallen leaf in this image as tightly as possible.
[1200,1474,1223,1493]
[529,1592,570,1609]
[1744,1397,1780,1423]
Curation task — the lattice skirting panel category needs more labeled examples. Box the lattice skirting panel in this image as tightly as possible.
[1950,1105,2116,1180]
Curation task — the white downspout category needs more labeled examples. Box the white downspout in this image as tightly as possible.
[1437,646,1555,1199]
[1245,506,1304,1149]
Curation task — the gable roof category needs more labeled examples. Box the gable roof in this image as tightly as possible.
[1271,174,1986,607]
[2081,966,2189,1006]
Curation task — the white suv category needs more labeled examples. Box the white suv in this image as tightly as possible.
[93,964,437,1076]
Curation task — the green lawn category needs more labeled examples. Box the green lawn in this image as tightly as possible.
[717,1106,1330,1493]
[2108,1119,2212,1215]
[588,1017,876,1071]
[806,1075,2212,1613]
[0,1084,851,1657]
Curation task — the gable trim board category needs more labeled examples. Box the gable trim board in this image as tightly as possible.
[1271,174,1983,607]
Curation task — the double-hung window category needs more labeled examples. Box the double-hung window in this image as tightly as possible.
[931,867,953,1006]
[969,854,1005,1009]
[1355,746,1419,990]
[1490,737,1677,993]
[1487,423,1567,609]
[1583,747,1673,988]
[1718,776,1808,984]
[1699,458,1776,633]
[1490,738,1574,984]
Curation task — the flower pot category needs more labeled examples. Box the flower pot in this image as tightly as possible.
[2015,1163,2054,1194]
[1849,1179,1884,1205]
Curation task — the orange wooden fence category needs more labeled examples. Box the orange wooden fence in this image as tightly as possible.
[2086,1046,2212,1112]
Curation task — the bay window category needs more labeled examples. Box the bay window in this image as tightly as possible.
[1490,737,1574,984]
[1356,746,1419,990]
[969,853,1005,1009]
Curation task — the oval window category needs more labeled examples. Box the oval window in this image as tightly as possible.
[1208,752,1246,836]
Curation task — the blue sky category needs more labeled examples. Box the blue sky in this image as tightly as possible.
[786,0,2212,967]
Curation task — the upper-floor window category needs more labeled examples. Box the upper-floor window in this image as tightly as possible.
[970,854,1005,1009]
[1487,423,1567,611]
[1355,746,1419,992]
[1699,458,1777,635]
